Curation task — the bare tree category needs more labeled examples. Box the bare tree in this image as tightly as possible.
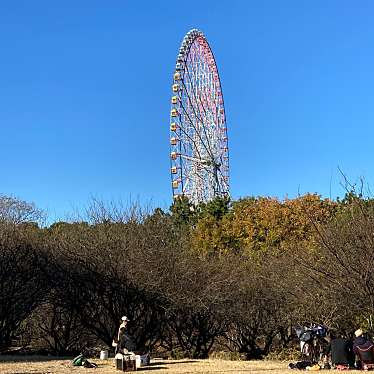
[0,194,44,225]
[0,223,49,349]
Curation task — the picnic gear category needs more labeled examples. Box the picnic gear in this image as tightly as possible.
[72,354,98,369]
[335,364,349,370]
[72,354,85,366]
[115,353,137,371]
[135,353,150,368]
[100,350,108,360]
[288,361,313,370]
[306,364,320,371]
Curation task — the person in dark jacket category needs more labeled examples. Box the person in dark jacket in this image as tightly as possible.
[116,327,137,353]
[353,329,374,368]
[353,329,371,354]
[326,331,353,367]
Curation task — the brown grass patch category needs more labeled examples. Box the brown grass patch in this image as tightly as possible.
[0,357,291,374]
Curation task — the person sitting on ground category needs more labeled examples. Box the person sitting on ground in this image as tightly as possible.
[353,329,374,368]
[325,331,353,368]
[353,329,372,353]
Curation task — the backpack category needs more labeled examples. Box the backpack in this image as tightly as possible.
[72,354,85,366]
[72,354,98,368]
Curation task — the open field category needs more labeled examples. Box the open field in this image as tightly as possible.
[0,357,290,374]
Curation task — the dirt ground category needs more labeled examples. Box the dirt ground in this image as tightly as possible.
[0,357,290,374]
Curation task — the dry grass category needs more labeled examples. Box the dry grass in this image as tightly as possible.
[0,357,290,374]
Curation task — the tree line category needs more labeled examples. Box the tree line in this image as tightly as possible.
[0,192,373,358]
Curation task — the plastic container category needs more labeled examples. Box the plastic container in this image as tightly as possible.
[100,350,109,360]
[135,354,150,368]
[135,355,141,369]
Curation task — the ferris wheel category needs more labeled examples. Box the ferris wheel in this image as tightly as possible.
[169,29,230,205]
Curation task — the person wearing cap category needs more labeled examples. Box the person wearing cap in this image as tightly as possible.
[118,316,130,340]
[353,329,370,354]
[353,328,374,368]
[112,316,131,353]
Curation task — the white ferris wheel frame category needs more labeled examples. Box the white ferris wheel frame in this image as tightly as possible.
[169,29,230,204]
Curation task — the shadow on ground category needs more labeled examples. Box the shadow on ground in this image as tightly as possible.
[203,370,282,373]
[138,367,168,371]
[151,360,196,365]
[0,355,71,363]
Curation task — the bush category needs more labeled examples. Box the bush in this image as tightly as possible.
[265,347,301,362]
[209,350,244,361]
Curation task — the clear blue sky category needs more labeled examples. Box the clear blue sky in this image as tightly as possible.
[1,1,374,221]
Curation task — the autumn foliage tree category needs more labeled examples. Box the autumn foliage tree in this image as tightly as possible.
[2,191,374,359]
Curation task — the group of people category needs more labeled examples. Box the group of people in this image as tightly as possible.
[325,328,374,370]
